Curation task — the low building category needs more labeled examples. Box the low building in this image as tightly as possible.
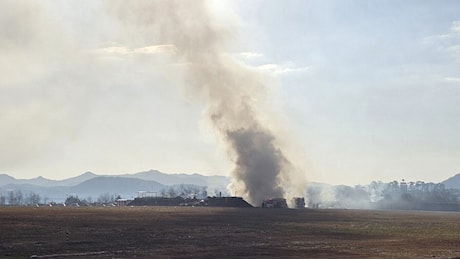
[292,197,305,208]
[116,199,130,207]
[261,198,288,208]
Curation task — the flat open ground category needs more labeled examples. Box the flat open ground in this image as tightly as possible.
[1,207,460,258]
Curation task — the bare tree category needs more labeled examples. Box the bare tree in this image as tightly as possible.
[24,192,41,205]
[85,196,93,204]
[0,194,6,205]
[167,187,177,198]
[42,196,49,205]
[7,190,23,205]
[97,193,116,204]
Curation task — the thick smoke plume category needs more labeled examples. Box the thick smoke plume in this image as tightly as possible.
[109,0,306,206]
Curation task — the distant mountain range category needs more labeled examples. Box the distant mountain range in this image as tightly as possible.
[1,169,459,204]
[441,173,460,189]
[0,171,98,187]
[0,170,230,202]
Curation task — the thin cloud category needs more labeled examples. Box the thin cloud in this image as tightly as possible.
[445,21,460,57]
[257,63,310,75]
[231,52,309,76]
[98,46,131,55]
[451,21,460,34]
[237,51,264,60]
[423,20,460,58]
[134,45,178,55]
[444,77,460,83]
[94,44,178,56]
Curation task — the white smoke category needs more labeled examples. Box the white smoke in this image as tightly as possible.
[107,0,308,206]
[1,0,307,205]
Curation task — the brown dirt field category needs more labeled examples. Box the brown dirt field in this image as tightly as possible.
[0,206,460,258]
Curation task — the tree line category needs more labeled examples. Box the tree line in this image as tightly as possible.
[0,191,43,206]
[158,184,208,199]
[0,191,123,206]
[0,184,212,206]
[63,193,121,206]
[307,180,460,210]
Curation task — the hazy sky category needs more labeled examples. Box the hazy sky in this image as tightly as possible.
[1,0,459,186]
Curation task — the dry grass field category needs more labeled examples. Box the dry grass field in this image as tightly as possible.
[1,206,460,258]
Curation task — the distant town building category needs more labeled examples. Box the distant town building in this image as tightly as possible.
[116,199,130,207]
[400,179,408,193]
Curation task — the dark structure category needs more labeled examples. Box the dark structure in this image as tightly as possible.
[205,196,253,208]
[292,197,305,208]
[128,196,196,206]
[128,196,253,208]
[261,198,288,208]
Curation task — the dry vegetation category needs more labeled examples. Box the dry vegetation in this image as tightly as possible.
[1,206,460,258]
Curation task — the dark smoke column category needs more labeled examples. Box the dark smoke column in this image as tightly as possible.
[226,126,288,205]
[108,0,306,207]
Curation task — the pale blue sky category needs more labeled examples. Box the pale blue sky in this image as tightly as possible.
[229,0,460,184]
[0,1,459,185]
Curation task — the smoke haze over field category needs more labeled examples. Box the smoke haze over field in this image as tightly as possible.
[1,1,459,190]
